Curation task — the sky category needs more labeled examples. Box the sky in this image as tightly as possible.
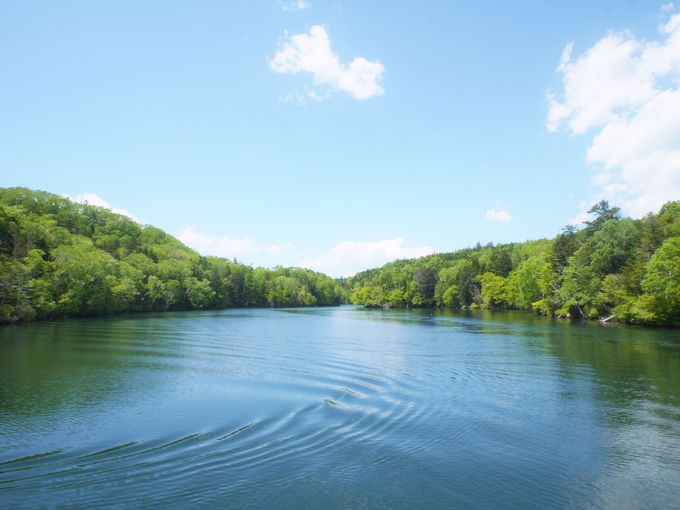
[1,1,679,276]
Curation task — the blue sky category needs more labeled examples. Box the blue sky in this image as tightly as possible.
[2,1,679,276]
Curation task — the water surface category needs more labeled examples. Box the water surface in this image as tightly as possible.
[1,307,680,508]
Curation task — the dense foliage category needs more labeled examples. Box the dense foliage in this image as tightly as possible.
[0,188,344,323]
[346,201,680,326]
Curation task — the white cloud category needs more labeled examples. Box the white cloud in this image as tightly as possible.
[270,25,384,100]
[278,0,311,11]
[568,199,604,226]
[266,242,295,255]
[548,11,680,217]
[67,193,140,222]
[279,87,328,106]
[279,92,308,106]
[177,226,260,258]
[300,237,436,277]
[485,208,512,223]
[176,227,295,260]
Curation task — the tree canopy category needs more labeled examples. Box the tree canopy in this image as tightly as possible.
[0,187,344,323]
[2,189,678,327]
[345,200,680,326]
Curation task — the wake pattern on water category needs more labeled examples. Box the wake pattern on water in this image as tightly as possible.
[2,308,680,508]
[0,328,454,507]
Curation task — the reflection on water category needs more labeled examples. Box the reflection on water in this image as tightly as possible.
[1,307,679,509]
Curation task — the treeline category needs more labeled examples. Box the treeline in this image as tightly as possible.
[0,188,344,323]
[346,201,680,326]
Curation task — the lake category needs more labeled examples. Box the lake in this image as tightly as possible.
[1,307,680,509]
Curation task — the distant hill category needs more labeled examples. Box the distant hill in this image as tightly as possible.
[342,200,680,326]
[2,187,679,326]
[0,187,344,323]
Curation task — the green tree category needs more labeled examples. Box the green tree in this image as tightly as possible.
[548,225,578,273]
[508,256,552,310]
[584,200,621,234]
[184,277,215,309]
[589,219,639,276]
[640,237,680,322]
[480,272,509,308]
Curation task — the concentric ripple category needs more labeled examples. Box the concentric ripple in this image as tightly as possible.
[1,307,680,509]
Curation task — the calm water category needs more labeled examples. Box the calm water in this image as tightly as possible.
[1,307,680,509]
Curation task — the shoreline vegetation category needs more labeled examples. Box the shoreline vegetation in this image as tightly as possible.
[0,188,344,324]
[345,201,680,326]
[1,187,679,327]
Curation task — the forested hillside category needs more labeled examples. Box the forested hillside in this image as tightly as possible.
[346,201,680,326]
[2,187,679,327]
[0,188,344,323]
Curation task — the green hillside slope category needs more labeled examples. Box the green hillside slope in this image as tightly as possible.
[0,188,344,323]
[345,201,680,326]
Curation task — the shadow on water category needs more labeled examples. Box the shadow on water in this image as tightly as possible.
[0,316,199,420]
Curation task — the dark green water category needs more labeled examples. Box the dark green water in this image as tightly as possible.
[1,307,680,509]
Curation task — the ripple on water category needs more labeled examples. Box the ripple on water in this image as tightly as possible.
[0,350,442,504]
[1,308,680,509]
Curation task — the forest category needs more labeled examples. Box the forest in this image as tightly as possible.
[345,200,680,325]
[1,187,679,326]
[0,187,344,323]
